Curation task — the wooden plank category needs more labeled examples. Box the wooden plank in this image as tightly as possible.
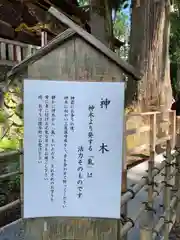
[7,28,76,79]
[156,136,170,145]
[8,44,14,61]
[0,42,6,60]
[126,111,161,118]
[170,111,176,148]
[0,199,20,213]
[148,114,156,221]
[41,31,48,46]
[0,19,40,46]
[0,20,14,39]
[48,7,142,80]
[74,37,124,81]
[0,37,30,48]
[0,59,16,66]
[20,140,24,219]
[126,125,150,136]
[127,144,148,155]
[15,46,22,62]
[0,150,22,161]
[120,113,128,240]
[0,171,20,180]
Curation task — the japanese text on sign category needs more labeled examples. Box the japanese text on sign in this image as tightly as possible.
[24,80,124,219]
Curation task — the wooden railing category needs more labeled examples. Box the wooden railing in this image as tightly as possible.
[0,38,40,66]
[0,111,179,239]
[121,111,180,240]
[0,149,22,229]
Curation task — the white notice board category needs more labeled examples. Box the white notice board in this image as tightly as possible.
[23,79,125,219]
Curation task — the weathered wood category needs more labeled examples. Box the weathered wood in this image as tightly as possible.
[0,42,6,60]
[0,150,22,161]
[7,29,75,79]
[175,117,180,223]
[20,140,24,218]
[140,227,153,240]
[120,113,127,240]
[163,140,172,240]
[20,26,125,239]
[139,114,156,233]
[0,199,20,213]
[7,26,141,81]
[0,37,39,67]
[0,20,14,39]
[169,111,176,148]
[0,20,40,46]
[126,125,150,136]
[41,31,48,46]
[0,37,37,48]
[48,7,142,80]
[0,171,20,180]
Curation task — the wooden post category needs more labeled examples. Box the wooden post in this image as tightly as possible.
[175,116,180,223]
[140,226,153,240]
[20,139,24,217]
[163,139,171,240]
[41,31,48,47]
[148,114,156,214]
[140,113,156,239]
[118,112,127,240]
[169,111,176,196]
[170,111,176,149]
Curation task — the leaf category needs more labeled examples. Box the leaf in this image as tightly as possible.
[0,137,18,150]
[0,110,6,123]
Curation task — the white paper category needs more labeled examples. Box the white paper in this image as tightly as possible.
[23,79,124,219]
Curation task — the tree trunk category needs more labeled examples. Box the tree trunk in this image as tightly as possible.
[126,0,172,112]
[177,63,180,95]
[89,0,114,49]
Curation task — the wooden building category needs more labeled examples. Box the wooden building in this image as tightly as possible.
[5,8,141,238]
[0,0,123,49]
[0,0,85,80]
[0,0,125,82]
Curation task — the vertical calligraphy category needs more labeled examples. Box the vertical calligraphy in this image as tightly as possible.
[77,146,84,198]
[37,95,43,164]
[63,96,68,208]
[50,95,56,202]
[44,95,49,181]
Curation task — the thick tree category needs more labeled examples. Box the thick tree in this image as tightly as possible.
[127,0,172,111]
[88,0,127,49]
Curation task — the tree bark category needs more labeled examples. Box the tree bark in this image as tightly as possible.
[89,0,114,49]
[127,0,172,112]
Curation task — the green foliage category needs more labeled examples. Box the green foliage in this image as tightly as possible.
[170,11,180,63]
[0,109,6,123]
[77,0,129,10]
[113,10,129,39]
[169,3,180,95]
[0,137,19,150]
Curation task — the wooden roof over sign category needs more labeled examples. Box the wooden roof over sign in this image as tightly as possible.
[7,14,142,81]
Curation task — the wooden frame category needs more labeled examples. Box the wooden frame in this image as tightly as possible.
[0,37,39,66]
